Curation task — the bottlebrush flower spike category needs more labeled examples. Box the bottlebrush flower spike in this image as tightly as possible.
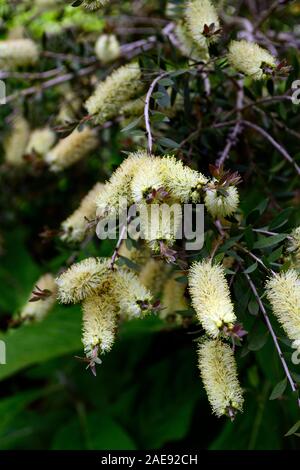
[26,127,56,157]
[0,39,39,69]
[113,270,153,319]
[20,274,57,322]
[131,158,166,204]
[61,182,104,243]
[228,40,276,80]
[139,259,171,296]
[162,157,208,203]
[56,258,110,304]
[85,63,145,124]
[185,0,220,49]
[204,185,239,218]
[266,269,300,350]
[161,273,188,319]
[188,259,237,337]
[95,34,120,63]
[4,115,30,166]
[198,339,244,419]
[174,22,210,62]
[82,294,117,366]
[45,126,98,171]
[95,151,150,219]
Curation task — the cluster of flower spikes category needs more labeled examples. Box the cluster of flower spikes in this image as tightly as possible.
[188,259,245,419]
[94,151,240,257]
[55,257,153,370]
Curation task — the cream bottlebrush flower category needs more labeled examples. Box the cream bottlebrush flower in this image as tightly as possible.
[266,269,300,349]
[131,158,165,204]
[82,0,109,10]
[188,260,237,337]
[85,63,145,124]
[95,34,120,64]
[139,203,182,253]
[228,40,276,80]
[26,127,56,156]
[162,157,208,203]
[139,258,171,296]
[4,115,30,166]
[204,185,239,218]
[61,182,104,243]
[82,294,117,359]
[161,274,188,318]
[113,269,153,318]
[287,227,300,268]
[185,0,220,49]
[95,151,150,218]
[198,339,244,418]
[45,126,98,171]
[56,257,110,304]
[57,85,81,124]
[20,274,57,322]
[120,96,145,118]
[175,22,209,62]
[0,39,39,69]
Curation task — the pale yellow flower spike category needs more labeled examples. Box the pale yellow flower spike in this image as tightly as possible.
[198,339,244,418]
[26,127,56,156]
[95,151,151,219]
[20,274,57,322]
[85,63,145,124]
[61,182,104,243]
[0,39,39,70]
[185,0,220,49]
[188,259,237,337]
[266,269,300,350]
[4,115,30,166]
[45,127,98,172]
[131,158,165,204]
[139,259,171,296]
[161,274,188,319]
[82,294,118,359]
[95,34,120,64]
[228,40,276,80]
[56,258,110,304]
[175,22,210,62]
[204,186,239,218]
[113,269,153,319]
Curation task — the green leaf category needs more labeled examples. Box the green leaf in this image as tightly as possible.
[120,116,142,133]
[285,421,300,437]
[244,262,258,274]
[253,234,287,249]
[269,208,292,230]
[269,378,287,400]
[0,305,82,381]
[157,137,180,149]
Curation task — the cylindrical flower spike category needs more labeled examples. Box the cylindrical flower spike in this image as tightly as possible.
[188,259,237,337]
[266,269,300,349]
[228,40,276,80]
[198,339,244,419]
[82,294,117,361]
[61,182,104,243]
[0,39,39,69]
[161,273,188,319]
[139,258,171,296]
[161,157,208,203]
[26,127,56,156]
[56,258,110,304]
[131,158,166,204]
[175,22,210,62]
[95,34,120,63]
[4,115,30,166]
[113,270,153,319]
[45,126,98,171]
[185,0,220,49]
[204,185,239,218]
[20,274,57,322]
[85,63,144,124]
[95,151,150,219]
